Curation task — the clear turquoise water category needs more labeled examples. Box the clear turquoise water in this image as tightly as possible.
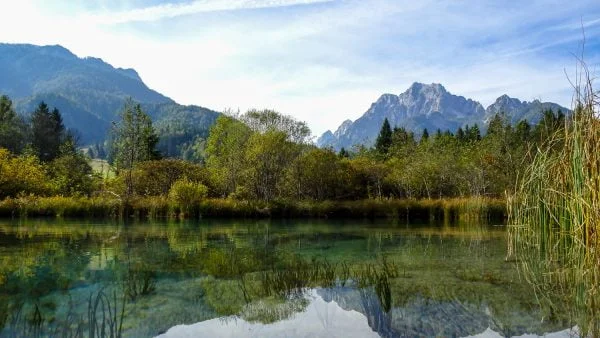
[0,219,571,337]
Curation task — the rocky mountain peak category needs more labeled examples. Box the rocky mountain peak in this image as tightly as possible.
[319,83,568,151]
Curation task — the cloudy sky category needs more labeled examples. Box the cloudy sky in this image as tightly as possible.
[1,0,599,136]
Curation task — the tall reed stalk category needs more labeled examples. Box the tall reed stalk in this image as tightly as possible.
[508,65,599,336]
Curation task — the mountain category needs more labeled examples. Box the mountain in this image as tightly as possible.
[0,43,219,149]
[484,94,567,125]
[318,83,569,150]
[318,83,486,150]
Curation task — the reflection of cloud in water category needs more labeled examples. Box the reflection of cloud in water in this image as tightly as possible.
[157,289,379,338]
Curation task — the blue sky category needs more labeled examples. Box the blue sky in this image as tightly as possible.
[1,0,599,136]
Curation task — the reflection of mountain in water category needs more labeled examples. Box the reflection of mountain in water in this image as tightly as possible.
[318,287,575,338]
[319,287,491,337]
[158,289,378,338]
[158,287,577,338]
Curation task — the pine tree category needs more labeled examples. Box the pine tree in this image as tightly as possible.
[110,99,160,196]
[31,102,65,161]
[375,118,393,154]
[338,147,349,158]
[421,128,429,142]
[0,95,27,153]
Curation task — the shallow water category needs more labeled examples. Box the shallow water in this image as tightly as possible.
[0,219,573,337]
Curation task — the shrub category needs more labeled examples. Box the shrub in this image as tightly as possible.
[168,178,208,216]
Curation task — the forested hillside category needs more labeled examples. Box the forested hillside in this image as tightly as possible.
[0,43,219,154]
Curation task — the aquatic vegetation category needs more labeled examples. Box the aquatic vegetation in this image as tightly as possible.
[0,218,570,336]
[509,72,600,335]
[87,288,125,338]
[124,269,156,301]
[0,196,505,221]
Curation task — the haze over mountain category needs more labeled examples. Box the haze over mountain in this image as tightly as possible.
[318,83,569,150]
[0,43,219,155]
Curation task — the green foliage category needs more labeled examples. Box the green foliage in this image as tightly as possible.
[375,118,393,154]
[284,148,345,200]
[0,95,27,153]
[205,115,252,197]
[240,109,311,144]
[48,153,97,196]
[110,100,160,169]
[169,178,208,214]
[110,100,160,196]
[509,97,599,335]
[129,159,207,196]
[243,130,299,201]
[0,148,51,198]
[30,102,66,162]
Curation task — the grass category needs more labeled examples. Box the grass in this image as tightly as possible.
[89,159,115,179]
[0,196,506,221]
[508,71,600,335]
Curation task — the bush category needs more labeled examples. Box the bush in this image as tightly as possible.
[169,178,208,216]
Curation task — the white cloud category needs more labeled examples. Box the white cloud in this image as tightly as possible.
[0,0,599,136]
[82,0,334,25]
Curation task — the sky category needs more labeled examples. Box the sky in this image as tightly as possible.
[1,0,599,136]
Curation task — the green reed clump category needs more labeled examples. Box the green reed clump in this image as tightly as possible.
[260,257,338,297]
[509,76,600,335]
[124,269,156,301]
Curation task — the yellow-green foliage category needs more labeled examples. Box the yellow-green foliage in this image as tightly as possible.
[0,195,505,220]
[509,88,600,335]
[0,195,122,217]
[169,178,208,214]
[131,159,208,196]
[0,148,51,198]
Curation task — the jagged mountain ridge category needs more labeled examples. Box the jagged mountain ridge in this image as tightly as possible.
[0,43,219,147]
[484,94,566,125]
[318,83,569,150]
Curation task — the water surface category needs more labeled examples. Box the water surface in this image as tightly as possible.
[0,219,573,337]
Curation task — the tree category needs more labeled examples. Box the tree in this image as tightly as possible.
[240,109,311,144]
[284,148,343,200]
[375,118,393,154]
[48,139,97,196]
[205,115,252,197]
[242,130,298,201]
[0,148,50,198]
[421,128,429,143]
[0,95,27,153]
[110,100,160,196]
[30,102,65,162]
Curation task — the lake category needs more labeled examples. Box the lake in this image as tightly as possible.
[0,219,576,337]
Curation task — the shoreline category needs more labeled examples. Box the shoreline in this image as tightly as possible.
[0,196,506,222]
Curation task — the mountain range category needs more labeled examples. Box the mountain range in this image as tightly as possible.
[318,83,568,150]
[0,43,569,154]
[0,43,219,154]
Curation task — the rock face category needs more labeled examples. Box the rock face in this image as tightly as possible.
[484,94,567,125]
[0,43,219,144]
[318,83,568,150]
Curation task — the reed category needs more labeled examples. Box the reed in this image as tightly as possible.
[508,68,600,335]
[0,196,505,221]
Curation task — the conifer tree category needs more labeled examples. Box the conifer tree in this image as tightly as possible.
[31,102,65,161]
[375,118,393,154]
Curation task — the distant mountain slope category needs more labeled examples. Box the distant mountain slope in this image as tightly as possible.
[484,94,567,125]
[0,43,219,147]
[318,83,486,150]
[318,83,569,150]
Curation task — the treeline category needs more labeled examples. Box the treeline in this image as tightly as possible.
[0,95,95,197]
[0,91,566,218]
